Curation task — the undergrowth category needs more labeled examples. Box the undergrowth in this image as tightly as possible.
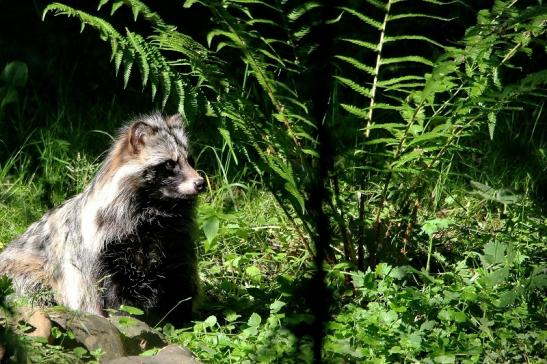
[0,0,546,363]
[0,98,545,362]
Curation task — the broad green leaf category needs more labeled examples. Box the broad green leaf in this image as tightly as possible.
[482,241,507,265]
[119,304,144,316]
[1,61,28,87]
[421,218,451,237]
[247,312,262,327]
[245,265,262,283]
[204,315,217,327]
[269,300,286,313]
[202,216,220,251]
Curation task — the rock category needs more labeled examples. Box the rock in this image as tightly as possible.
[24,308,52,340]
[15,306,52,340]
[2,305,198,363]
[48,308,126,361]
[104,344,202,364]
[108,315,167,355]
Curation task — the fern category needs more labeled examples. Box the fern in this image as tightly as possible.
[43,0,547,269]
[44,2,209,116]
[336,2,450,137]
[98,0,167,29]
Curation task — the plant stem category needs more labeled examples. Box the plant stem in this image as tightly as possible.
[365,0,392,137]
[426,237,433,273]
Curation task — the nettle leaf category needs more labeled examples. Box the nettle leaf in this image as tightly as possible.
[421,218,451,237]
[245,265,262,283]
[225,311,241,322]
[204,315,217,328]
[247,312,262,327]
[496,290,517,308]
[119,304,144,316]
[483,267,510,287]
[379,309,398,324]
[269,300,286,313]
[481,241,507,266]
[202,216,220,252]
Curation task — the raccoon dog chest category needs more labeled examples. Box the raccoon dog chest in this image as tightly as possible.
[0,113,204,323]
[100,200,198,313]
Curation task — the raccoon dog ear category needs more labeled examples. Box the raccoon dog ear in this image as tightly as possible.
[129,122,154,154]
[165,113,187,128]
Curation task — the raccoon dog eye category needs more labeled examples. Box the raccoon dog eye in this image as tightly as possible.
[164,160,177,170]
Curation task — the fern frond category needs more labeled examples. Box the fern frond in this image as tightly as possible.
[381,56,434,66]
[339,7,382,29]
[340,38,377,52]
[122,50,134,88]
[152,32,209,60]
[98,0,167,28]
[126,30,150,87]
[340,104,369,119]
[44,3,122,40]
[109,1,124,16]
[365,0,386,10]
[383,35,445,49]
[335,76,371,98]
[160,72,172,108]
[174,79,185,115]
[288,2,322,22]
[335,56,375,76]
[388,13,451,22]
[377,75,425,87]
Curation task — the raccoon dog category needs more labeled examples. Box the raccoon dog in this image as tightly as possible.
[0,113,204,323]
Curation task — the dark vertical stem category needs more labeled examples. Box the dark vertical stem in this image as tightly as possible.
[308,132,330,364]
[357,192,366,270]
[305,3,337,363]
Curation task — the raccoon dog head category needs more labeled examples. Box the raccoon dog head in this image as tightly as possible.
[126,113,205,200]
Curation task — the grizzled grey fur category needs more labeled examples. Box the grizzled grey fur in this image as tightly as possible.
[0,113,204,323]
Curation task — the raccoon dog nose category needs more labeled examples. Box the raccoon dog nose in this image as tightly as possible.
[194,178,205,192]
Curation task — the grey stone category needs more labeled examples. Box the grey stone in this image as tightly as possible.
[48,308,126,361]
[107,315,167,355]
[104,344,202,364]
[3,306,198,363]
[8,306,52,341]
